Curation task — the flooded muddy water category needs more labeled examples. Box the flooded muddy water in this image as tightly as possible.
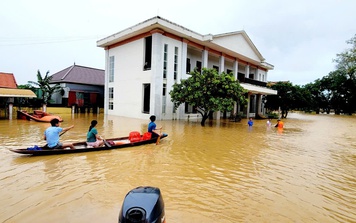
[0,112,355,222]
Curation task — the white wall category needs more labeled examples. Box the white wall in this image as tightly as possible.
[105,32,270,120]
[106,33,187,120]
[159,34,184,120]
[213,34,261,62]
[107,39,152,119]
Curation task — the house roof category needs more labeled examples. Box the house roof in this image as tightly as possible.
[50,64,105,86]
[0,88,37,98]
[97,16,273,70]
[0,72,18,88]
[0,73,37,98]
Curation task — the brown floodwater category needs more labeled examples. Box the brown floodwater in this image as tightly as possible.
[0,112,355,223]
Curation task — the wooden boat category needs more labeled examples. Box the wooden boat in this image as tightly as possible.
[17,110,63,122]
[9,132,168,156]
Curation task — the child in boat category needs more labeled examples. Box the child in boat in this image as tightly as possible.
[148,115,162,139]
[86,120,104,147]
[44,118,75,149]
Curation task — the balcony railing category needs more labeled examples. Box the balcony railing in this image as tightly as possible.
[237,76,267,87]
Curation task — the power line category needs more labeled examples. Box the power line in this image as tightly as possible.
[0,35,107,46]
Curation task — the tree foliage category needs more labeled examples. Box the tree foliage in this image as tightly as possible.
[265,34,356,116]
[266,81,294,118]
[170,68,247,126]
[28,70,62,104]
[332,34,356,114]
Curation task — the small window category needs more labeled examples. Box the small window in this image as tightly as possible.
[238,72,245,82]
[186,58,191,74]
[142,84,150,113]
[226,69,233,74]
[162,83,166,96]
[108,87,114,110]
[196,61,202,73]
[144,36,152,70]
[174,47,178,80]
[185,103,197,114]
[163,44,168,79]
[109,56,115,82]
[213,65,219,72]
[162,83,167,113]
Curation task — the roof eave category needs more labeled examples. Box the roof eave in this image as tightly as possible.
[97,16,208,48]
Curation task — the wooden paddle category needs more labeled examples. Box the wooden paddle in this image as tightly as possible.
[100,136,111,147]
[156,129,162,145]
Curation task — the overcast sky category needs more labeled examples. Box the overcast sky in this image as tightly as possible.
[1,0,355,86]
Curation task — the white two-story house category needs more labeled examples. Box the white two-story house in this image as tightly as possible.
[97,16,277,121]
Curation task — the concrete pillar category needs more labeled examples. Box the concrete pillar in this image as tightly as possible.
[256,94,262,117]
[214,54,226,121]
[71,105,75,114]
[245,64,250,78]
[233,60,239,115]
[42,104,47,112]
[181,40,188,80]
[246,93,251,118]
[8,103,13,120]
[233,60,238,80]
[219,54,225,73]
[257,68,260,81]
[179,40,189,120]
[150,29,164,119]
[202,48,208,68]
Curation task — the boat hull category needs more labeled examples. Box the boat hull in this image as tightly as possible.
[9,134,168,156]
[17,110,63,122]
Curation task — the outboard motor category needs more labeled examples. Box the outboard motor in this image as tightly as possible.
[119,186,165,223]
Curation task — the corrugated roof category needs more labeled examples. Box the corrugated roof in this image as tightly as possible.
[50,64,105,86]
[0,72,18,88]
[0,88,37,98]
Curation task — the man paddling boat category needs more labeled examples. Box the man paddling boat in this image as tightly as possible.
[44,118,75,149]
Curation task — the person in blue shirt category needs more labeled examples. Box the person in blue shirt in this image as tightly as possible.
[44,118,74,149]
[86,120,104,147]
[148,115,162,139]
[247,117,254,127]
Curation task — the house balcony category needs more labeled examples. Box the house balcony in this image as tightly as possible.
[237,76,267,87]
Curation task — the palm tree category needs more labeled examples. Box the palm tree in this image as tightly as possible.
[28,70,62,104]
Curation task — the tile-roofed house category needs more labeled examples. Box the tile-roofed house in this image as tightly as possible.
[48,64,105,109]
[0,72,36,98]
[0,72,36,119]
[0,72,18,88]
[50,64,105,86]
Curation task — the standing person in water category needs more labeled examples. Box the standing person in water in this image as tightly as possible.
[148,115,162,139]
[266,118,272,127]
[44,118,75,149]
[247,117,254,127]
[86,120,104,147]
[275,119,284,128]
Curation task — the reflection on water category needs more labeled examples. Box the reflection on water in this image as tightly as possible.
[0,112,355,222]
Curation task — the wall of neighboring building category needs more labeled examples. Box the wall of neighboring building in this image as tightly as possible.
[51,83,104,106]
[106,38,152,119]
[103,29,274,121]
[105,32,189,120]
